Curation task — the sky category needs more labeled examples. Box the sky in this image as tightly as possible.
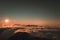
[0,0,60,25]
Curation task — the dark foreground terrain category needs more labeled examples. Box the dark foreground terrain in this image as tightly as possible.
[0,26,60,40]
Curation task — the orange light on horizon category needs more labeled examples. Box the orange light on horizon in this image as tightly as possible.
[5,19,10,23]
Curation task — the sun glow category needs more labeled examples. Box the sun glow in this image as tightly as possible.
[5,19,9,23]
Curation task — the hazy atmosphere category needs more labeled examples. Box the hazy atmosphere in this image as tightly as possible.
[0,0,60,40]
[0,0,60,25]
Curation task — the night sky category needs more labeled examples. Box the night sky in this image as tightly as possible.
[0,0,60,24]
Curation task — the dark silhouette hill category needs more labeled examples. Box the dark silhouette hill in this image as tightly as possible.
[8,32,32,40]
[8,32,50,40]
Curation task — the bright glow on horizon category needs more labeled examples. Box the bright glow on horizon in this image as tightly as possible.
[5,19,9,23]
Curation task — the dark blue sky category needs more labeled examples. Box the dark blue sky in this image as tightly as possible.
[0,0,60,21]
